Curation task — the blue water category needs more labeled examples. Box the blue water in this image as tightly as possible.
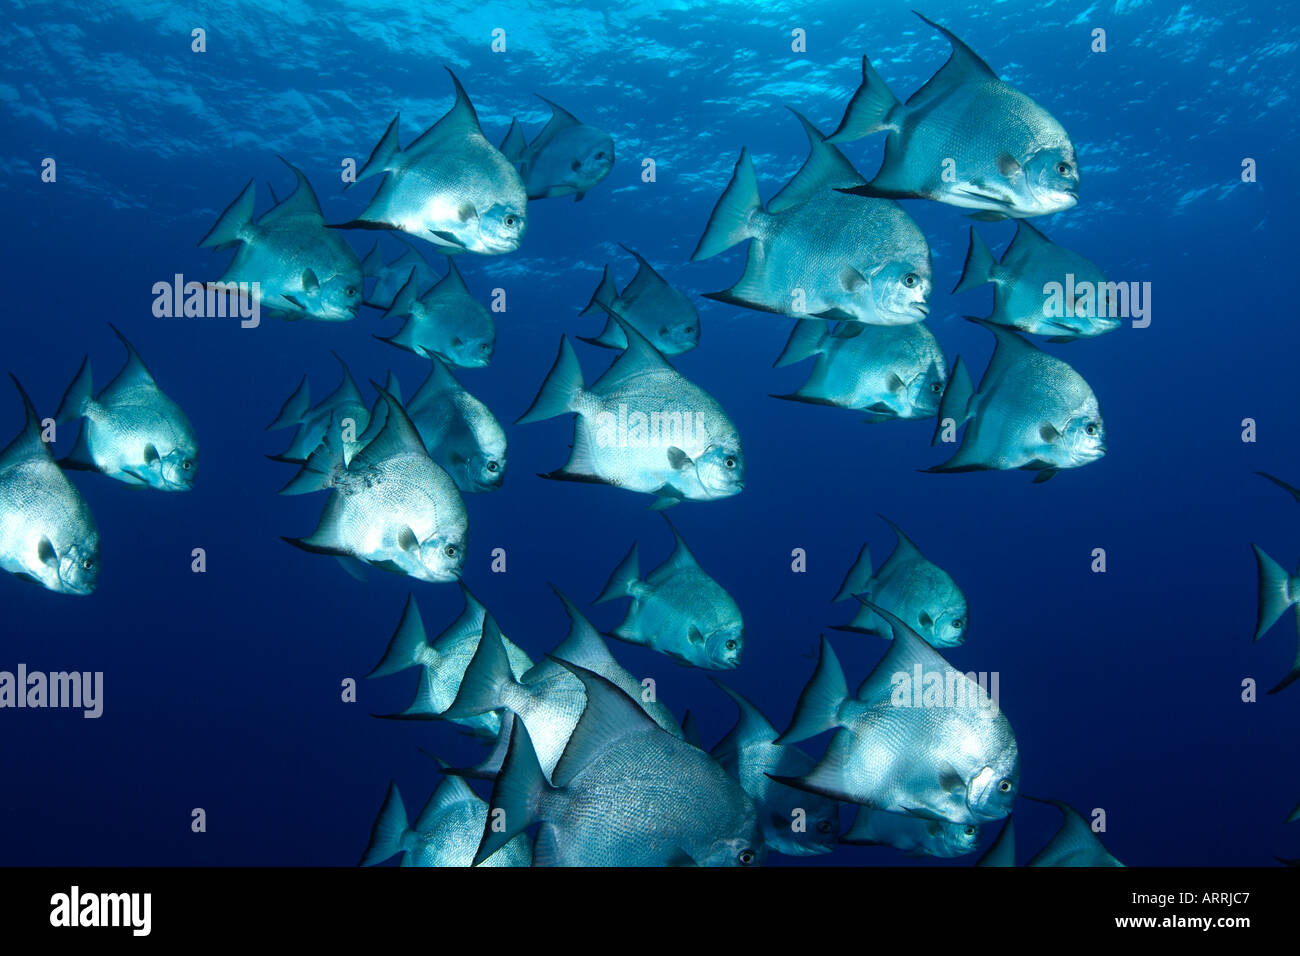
[2,0,1296,866]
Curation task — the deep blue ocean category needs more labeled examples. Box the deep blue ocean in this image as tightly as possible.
[3,0,1297,867]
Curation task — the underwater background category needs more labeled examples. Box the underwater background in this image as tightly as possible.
[2,0,1297,866]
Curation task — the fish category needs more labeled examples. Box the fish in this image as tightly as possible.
[366,588,534,739]
[775,613,1019,825]
[840,807,980,858]
[265,353,370,465]
[1249,544,1300,694]
[500,95,615,201]
[830,12,1080,220]
[337,69,527,255]
[200,159,363,321]
[1257,471,1300,504]
[518,321,745,509]
[440,589,684,779]
[1025,798,1124,867]
[476,659,764,867]
[375,258,495,368]
[953,223,1119,340]
[360,778,531,867]
[282,388,468,583]
[0,377,100,595]
[594,515,744,669]
[360,239,439,311]
[771,319,947,422]
[830,517,968,648]
[928,318,1106,482]
[976,816,1016,866]
[54,326,199,491]
[709,681,839,856]
[403,359,507,493]
[578,245,700,355]
[692,110,932,326]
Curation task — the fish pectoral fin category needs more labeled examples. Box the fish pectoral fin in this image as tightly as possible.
[687,625,706,646]
[142,443,160,466]
[456,202,479,224]
[937,765,966,796]
[665,447,691,470]
[301,268,320,294]
[1038,424,1061,443]
[840,266,868,293]
[430,229,466,248]
[918,610,934,630]
[995,153,1022,179]
[396,526,419,552]
[1031,467,1058,484]
[36,536,58,568]
[885,373,906,394]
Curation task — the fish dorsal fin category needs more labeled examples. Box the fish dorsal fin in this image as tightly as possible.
[658,514,701,573]
[549,585,619,671]
[351,385,428,470]
[906,13,1000,109]
[528,94,583,152]
[429,258,471,299]
[712,680,778,751]
[1027,799,1120,866]
[0,376,53,468]
[432,582,488,651]
[390,246,429,279]
[855,602,963,705]
[260,158,325,225]
[103,324,159,394]
[617,245,672,301]
[418,773,481,826]
[768,109,866,213]
[977,816,1016,867]
[550,658,661,787]
[499,117,528,162]
[410,356,462,411]
[321,351,365,411]
[591,319,671,392]
[878,515,926,566]
[966,316,1039,369]
[1002,220,1056,271]
[407,68,484,156]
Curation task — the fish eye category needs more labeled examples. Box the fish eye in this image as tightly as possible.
[964,826,975,836]
[486,461,499,473]
[82,558,95,571]
[930,382,943,394]
[817,819,833,834]
[571,159,582,171]
[737,849,756,866]
[724,639,737,651]
[1056,162,1072,175]
[444,545,458,558]
[724,456,736,469]
[685,326,695,334]
[595,152,606,159]
[998,780,1012,793]
[504,215,516,227]
[345,287,357,297]
[952,618,964,630]
[903,273,918,287]
[1085,423,1098,436]
[182,460,193,470]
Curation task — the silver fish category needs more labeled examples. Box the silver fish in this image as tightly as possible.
[953,223,1119,340]
[283,389,468,583]
[360,778,530,867]
[772,319,947,422]
[403,359,507,493]
[54,326,199,491]
[1249,543,1300,694]
[579,245,700,355]
[594,515,744,669]
[339,69,527,255]
[0,377,99,595]
[841,807,980,858]
[200,160,363,321]
[477,661,763,867]
[376,259,495,368]
[360,239,439,312]
[1025,798,1124,867]
[366,588,534,739]
[928,319,1106,482]
[976,817,1016,867]
[710,681,839,856]
[831,13,1079,220]
[518,321,744,509]
[831,517,968,649]
[500,96,614,201]
[693,111,932,326]
[776,613,1019,825]
[265,353,369,465]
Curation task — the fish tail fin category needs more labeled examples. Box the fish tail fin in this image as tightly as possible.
[691,147,761,261]
[353,114,401,187]
[198,179,256,248]
[265,375,310,430]
[366,595,428,679]
[499,117,527,163]
[775,636,849,745]
[382,268,420,320]
[831,543,873,602]
[278,417,346,495]
[932,355,974,445]
[579,264,618,317]
[1268,655,1300,696]
[55,355,93,424]
[359,781,410,866]
[773,319,827,368]
[594,541,639,604]
[952,227,996,295]
[476,721,548,865]
[360,240,384,278]
[440,617,516,720]
[826,56,899,144]
[516,336,585,424]
[1252,545,1298,641]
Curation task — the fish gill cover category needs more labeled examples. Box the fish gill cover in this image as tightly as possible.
[0,0,1297,870]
